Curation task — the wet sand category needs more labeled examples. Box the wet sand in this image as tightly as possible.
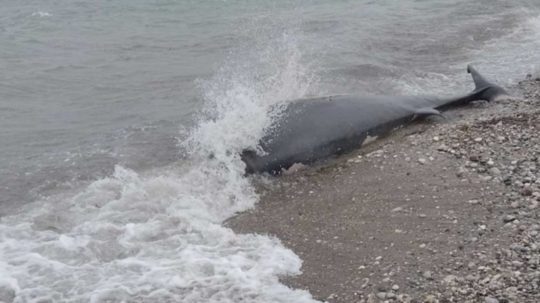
[227,78,540,303]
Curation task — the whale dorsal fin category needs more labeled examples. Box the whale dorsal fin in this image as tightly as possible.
[467,64,508,102]
[467,64,491,90]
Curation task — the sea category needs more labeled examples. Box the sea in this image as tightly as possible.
[1,1,540,302]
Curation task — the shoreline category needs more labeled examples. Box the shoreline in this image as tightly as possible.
[227,78,540,302]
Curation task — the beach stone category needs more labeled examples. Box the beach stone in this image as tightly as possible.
[392,206,404,212]
[365,294,377,303]
[521,187,533,196]
[327,293,338,300]
[485,297,499,303]
[424,294,438,303]
[423,270,433,280]
[503,215,516,223]
[489,167,501,175]
[397,294,412,303]
[457,167,467,177]
[442,275,457,285]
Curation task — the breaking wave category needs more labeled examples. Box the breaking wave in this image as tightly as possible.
[0,29,319,303]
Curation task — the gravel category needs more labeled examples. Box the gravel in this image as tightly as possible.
[229,78,540,303]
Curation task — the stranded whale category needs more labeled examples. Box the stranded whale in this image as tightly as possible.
[242,65,508,174]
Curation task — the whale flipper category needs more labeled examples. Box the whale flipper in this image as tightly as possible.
[413,107,442,119]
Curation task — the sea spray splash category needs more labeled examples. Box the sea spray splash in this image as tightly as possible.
[188,29,317,157]
[0,29,319,302]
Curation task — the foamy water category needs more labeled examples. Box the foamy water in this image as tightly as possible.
[31,12,51,17]
[0,32,319,302]
[2,1,540,302]
[389,6,540,95]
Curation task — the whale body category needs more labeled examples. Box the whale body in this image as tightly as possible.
[242,65,508,174]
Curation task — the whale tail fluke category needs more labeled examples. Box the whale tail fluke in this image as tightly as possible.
[467,64,509,102]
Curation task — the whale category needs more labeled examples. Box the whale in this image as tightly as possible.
[241,65,508,174]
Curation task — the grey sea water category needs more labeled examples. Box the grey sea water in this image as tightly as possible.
[1,1,540,302]
[2,0,540,209]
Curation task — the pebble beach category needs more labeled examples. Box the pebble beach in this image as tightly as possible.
[228,77,540,303]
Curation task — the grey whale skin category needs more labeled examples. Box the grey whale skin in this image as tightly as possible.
[242,65,508,174]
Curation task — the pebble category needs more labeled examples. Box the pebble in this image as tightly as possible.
[469,154,480,162]
[521,187,533,196]
[424,294,438,303]
[397,294,411,303]
[436,144,449,151]
[512,260,523,267]
[422,270,433,280]
[489,167,501,175]
[485,297,499,303]
[336,80,540,302]
[442,275,457,284]
[327,293,338,300]
[503,215,516,223]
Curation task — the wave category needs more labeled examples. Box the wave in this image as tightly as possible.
[390,9,540,95]
[0,28,319,303]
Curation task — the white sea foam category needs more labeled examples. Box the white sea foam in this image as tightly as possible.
[0,31,319,302]
[396,13,540,95]
[467,14,540,86]
[31,11,51,17]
